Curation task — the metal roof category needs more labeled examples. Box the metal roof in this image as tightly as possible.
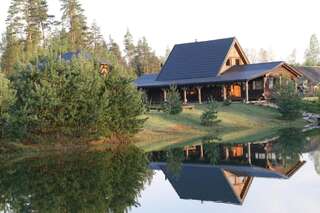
[135,61,284,88]
[156,37,235,81]
[295,66,320,83]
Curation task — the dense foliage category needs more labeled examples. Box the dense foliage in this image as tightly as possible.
[0,145,152,212]
[200,101,221,126]
[0,74,16,138]
[163,86,182,115]
[1,56,145,142]
[272,80,302,120]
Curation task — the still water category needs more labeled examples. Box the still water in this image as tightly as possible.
[0,128,319,213]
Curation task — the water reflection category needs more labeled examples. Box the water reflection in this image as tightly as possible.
[0,145,151,213]
[0,128,318,212]
[148,128,308,205]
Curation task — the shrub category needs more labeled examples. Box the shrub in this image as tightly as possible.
[0,74,16,138]
[272,80,302,120]
[200,101,221,126]
[4,55,146,142]
[99,75,147,138]
[163,86,182,115]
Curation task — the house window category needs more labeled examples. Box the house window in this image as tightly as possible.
[226,59,231,66]
[235,59,240,65]
[269,77,274,89]
[252,80,263,90]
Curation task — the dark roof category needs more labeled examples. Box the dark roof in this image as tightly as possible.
[158,163,243,204]
[221,165,287,179]
[61,51,111,65]
[156,37,235,81]
[295,66,320,83]
[135,61,284,88]
[61,51,92,61]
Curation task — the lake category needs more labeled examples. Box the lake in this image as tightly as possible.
[0,128,319,213]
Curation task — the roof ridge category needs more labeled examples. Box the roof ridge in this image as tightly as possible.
[174,37,236,46]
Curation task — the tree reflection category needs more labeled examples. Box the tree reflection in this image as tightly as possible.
[166,147,185,177]
[202,135,221,165]
[273,128,307,168]
[0,145,151,213]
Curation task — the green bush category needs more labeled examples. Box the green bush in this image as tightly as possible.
[163,86,182,115]
[0,74,16,138]
[200,101,221,126]
[272,80,302,120]
[99,75,146,137]
[3,55,145,142]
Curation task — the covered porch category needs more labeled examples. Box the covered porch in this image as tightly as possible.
[148,76,270,104]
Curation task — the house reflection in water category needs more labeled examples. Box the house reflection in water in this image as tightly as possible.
[148,140,306,205]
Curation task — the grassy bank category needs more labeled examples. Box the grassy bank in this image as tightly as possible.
[135,103,306,151]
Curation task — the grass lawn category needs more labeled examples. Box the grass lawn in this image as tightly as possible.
[134,103,306,151]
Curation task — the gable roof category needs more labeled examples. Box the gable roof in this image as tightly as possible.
[295,66,320,83]
[134,62,293,88]
[156,37,235,81]
[158,163,244,204]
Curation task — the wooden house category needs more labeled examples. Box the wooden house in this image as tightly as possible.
[295,66,320,96]
[135,37,301,104]
[148,139,305,205]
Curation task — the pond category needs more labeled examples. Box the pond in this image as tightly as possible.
[0,128,319,212]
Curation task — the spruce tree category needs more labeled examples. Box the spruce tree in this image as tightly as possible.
[200,100,221,126]
[304,34,320,66]
[163,86,182,115]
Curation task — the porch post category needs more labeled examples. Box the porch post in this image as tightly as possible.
[223,85,227,100]
[183,87,187,104]
[185,147,189,159]
[197,86,202,104]
[247,143,252,165]
[162,89,167,102]
[263,76,267,98]
[245,80,249,103]
[200,144,204,159]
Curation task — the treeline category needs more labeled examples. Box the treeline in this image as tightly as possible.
[245,34,320,66]
[0,0,152,143]
[0,0,163,77]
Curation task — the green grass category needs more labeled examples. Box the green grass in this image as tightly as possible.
[134,103,306,151]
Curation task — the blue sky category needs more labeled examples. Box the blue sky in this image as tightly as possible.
[1,0,320,62]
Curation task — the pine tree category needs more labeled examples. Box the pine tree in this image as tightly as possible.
[0,26,23,75]
[108,36,125,66]
[132,37,161,76]
[60,0,88,51]
[1,0,24,74]
[304,34,320,66]
[87,21,106,57]
[200,100,221,126]
[24,0,43,60]
[163,86,182,115]
[123,29,135,68]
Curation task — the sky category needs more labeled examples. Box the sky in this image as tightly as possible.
[1,0,320,62]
